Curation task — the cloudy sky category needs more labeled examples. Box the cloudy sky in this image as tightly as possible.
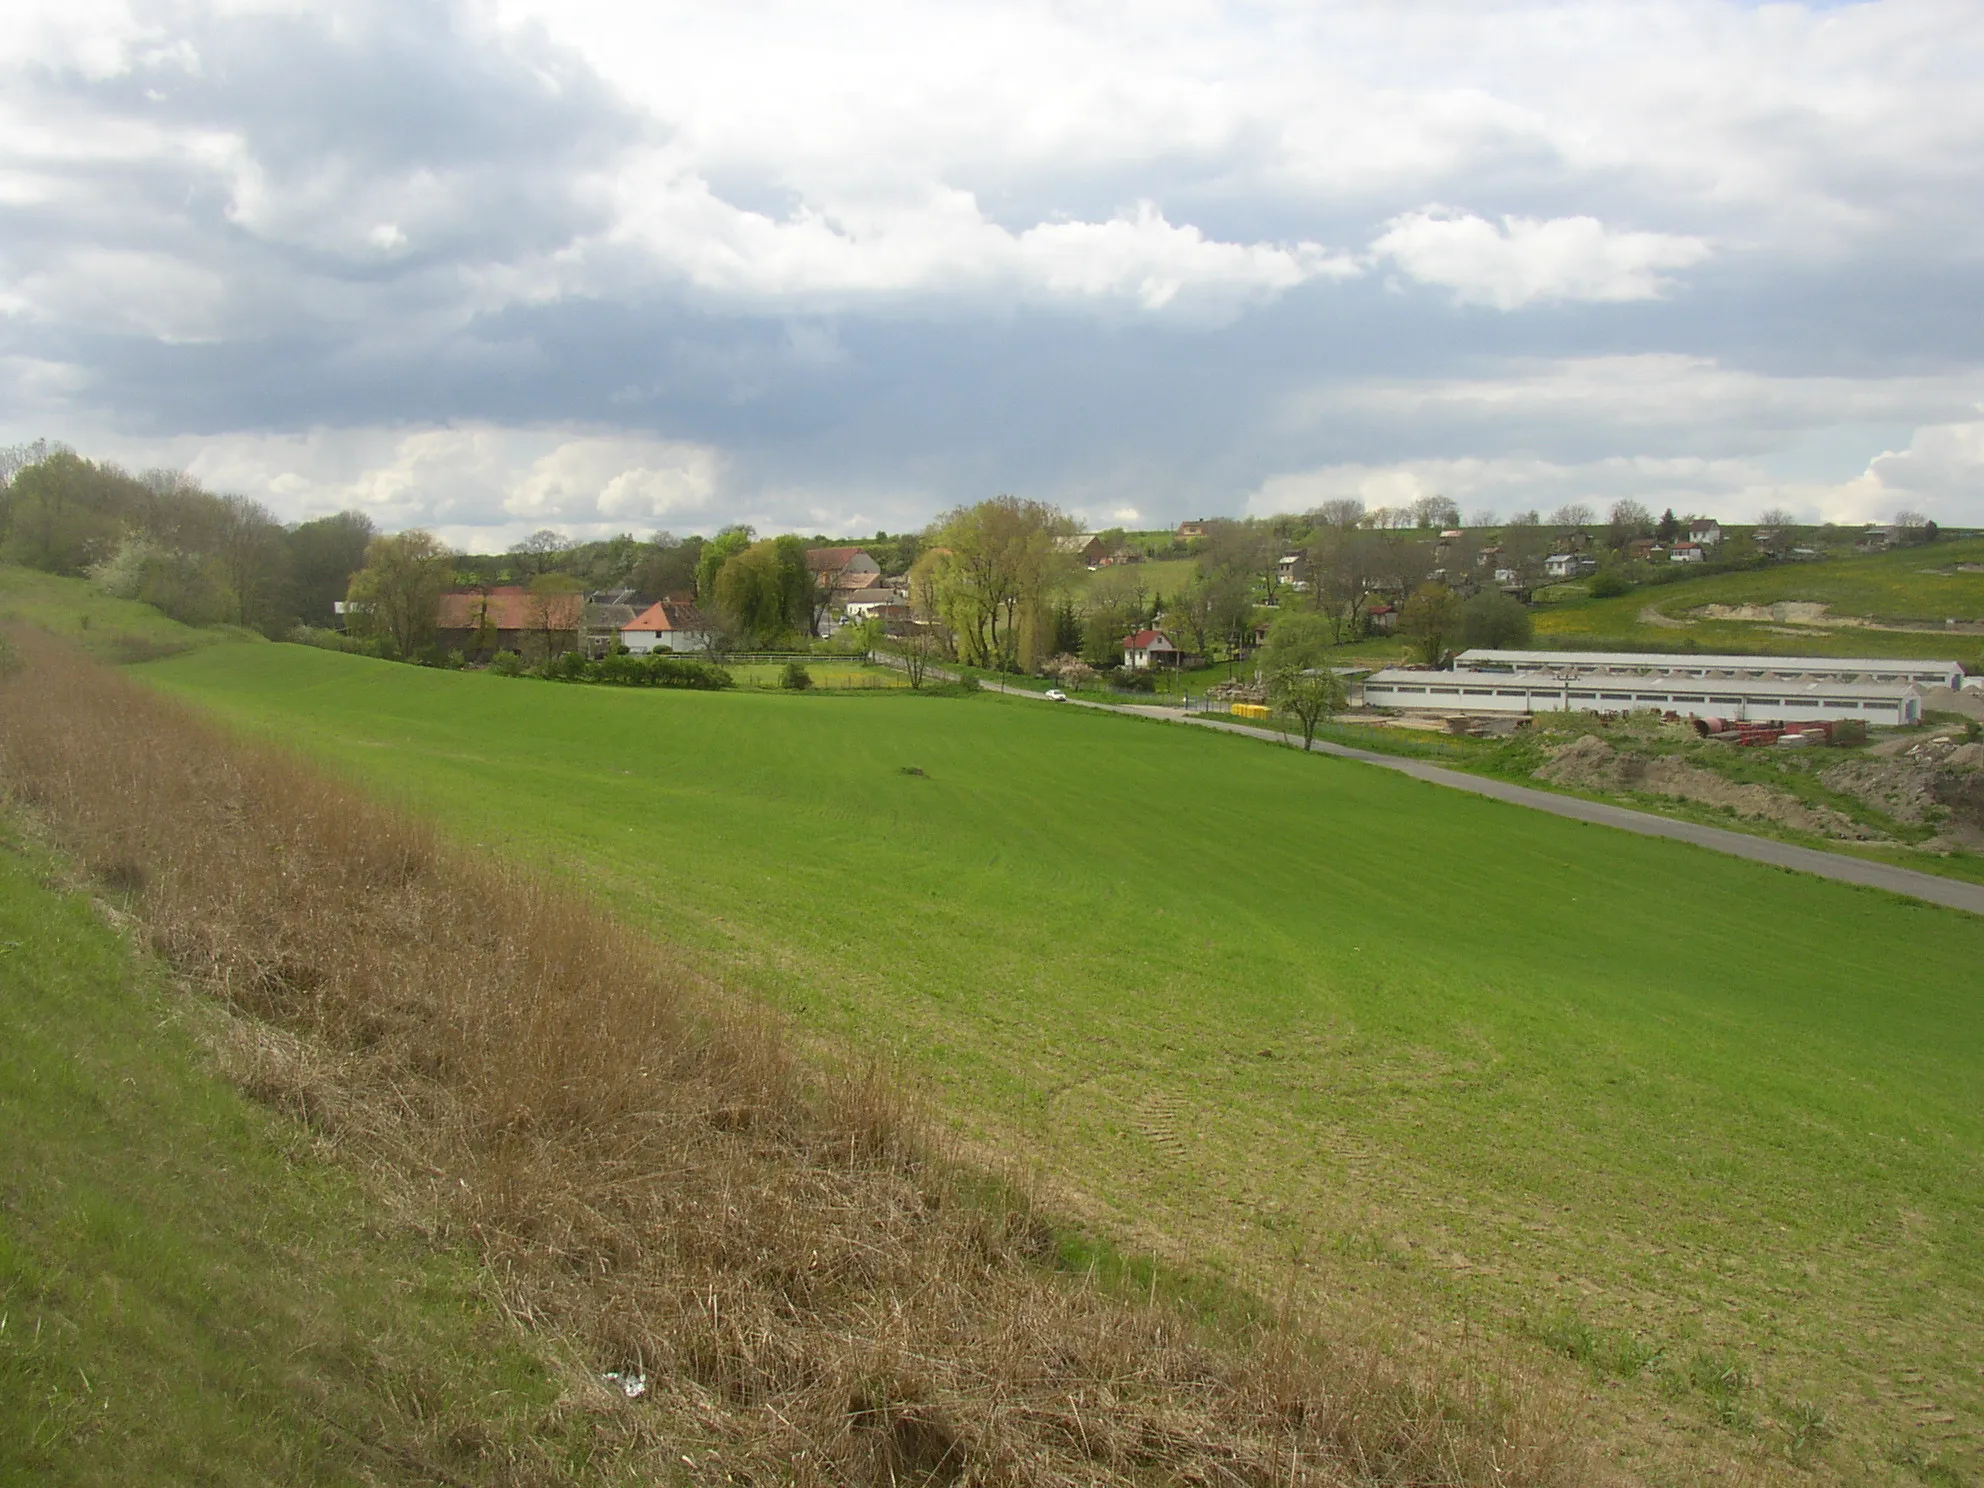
[3,0,1981,548]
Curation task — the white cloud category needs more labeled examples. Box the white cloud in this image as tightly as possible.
[1370,208,1711,309]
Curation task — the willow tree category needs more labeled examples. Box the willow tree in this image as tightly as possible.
[925,496,1076,671]
[345,530,452,660]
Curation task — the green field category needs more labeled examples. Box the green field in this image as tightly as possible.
[138,640,1984,1482]
[0,833,617,1485]
[1530,539,1984,659]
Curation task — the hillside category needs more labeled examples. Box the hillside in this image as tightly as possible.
[139,640,1984,1484]
[0,562,248,662]
[1531,538,1984,659]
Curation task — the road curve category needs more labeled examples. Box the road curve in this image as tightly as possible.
[976,681,1984,916]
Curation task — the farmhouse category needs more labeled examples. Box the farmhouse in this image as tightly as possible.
[436,585,583,660]
[1362,668,1923,726]
[806,546,881,584]
[1123,628,1182,669]
[621,599,715,654]
[1670,542,1705,563]
[1689,519,1724,546]
[1056,533,1109,567]
[1455,648,1965,690]
[1176,520,1210,540]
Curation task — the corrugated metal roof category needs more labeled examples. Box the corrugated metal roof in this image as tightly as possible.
[1456,648,1961,682]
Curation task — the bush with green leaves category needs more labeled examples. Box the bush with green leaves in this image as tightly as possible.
[487,649,525,677]
[1460,589,1534,649]
[1587,568,1633,599]
[780,661,814,690]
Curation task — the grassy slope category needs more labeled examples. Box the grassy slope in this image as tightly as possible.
[0,562,249,663]
[0,836,604,1486]
[143,643,1984,1480]
[1530,539,1984,659]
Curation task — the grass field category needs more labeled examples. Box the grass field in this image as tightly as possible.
[0,832,612,1485]
[140,640,1984,1484]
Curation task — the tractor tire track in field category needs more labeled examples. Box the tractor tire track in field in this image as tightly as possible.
[1134,1090,1188,1162]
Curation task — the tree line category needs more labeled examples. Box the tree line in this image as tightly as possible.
[1,444,375,636]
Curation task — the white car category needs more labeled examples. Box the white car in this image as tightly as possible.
[1044,688,1068,701]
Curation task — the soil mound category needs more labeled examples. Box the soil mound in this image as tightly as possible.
[1536,735,1881,839]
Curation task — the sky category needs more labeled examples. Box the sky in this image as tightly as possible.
[2,0,1981,550]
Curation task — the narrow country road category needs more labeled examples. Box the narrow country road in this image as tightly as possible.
[965,676,1984,916]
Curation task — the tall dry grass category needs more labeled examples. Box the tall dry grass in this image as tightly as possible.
[0,625,1584,1486]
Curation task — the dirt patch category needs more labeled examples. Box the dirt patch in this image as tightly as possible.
[1695,602,1836,626]
[1823,740,1984,849]
[1536,734,1885,840]
[1636,604,1689,629]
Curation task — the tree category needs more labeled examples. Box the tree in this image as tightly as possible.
[1311,497,1365,530]
[1399,582,1464,666]
[887,630,946,689]
[926,496,1077,669]
[1261,609,1337,675]
[1411,495,1460,530]
[1,450,134,574]
[630,532,703,599]
[1550,503,1595,530]
[1459,588,1533,649]
[713,540,798,646]
[1656,507,1681,543]
[1605,500,1653,551]
[289,511,376,627]
[1756,506,1797,529]
[1270,667,1347,752]
[696,526,754,599]
[1307,527,1381,643]
[346,530,452,660]
[1467,507,1498,528]
[526,572,584,662]
[508,528,568,580]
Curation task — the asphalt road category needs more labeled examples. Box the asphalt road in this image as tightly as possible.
[975,681,1984,916]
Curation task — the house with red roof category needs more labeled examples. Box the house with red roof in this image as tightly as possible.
[621,599,715,655]
[1122,628,1182,669]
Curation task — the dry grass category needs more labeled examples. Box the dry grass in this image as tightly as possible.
[0,624,1583,1487]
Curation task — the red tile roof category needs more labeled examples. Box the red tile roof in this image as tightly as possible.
[624,600,709,633]
[805,545,870,573]
[436,586,582,631]
[1123,629,1176,649]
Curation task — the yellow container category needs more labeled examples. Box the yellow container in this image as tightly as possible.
[1231,703,1270,720]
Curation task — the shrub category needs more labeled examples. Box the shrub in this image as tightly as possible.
[780,661,814,691]
[1588,569,1632,599]
[487,649,524,676]
[1831,719,1868,748]
[1115,669,1157,693]
[1461,589,1534,649]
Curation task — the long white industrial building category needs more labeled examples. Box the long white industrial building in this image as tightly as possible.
[1361,668,1923,725]
[1455,648,1963,690]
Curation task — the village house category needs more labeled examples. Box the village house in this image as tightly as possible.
[1176,520,1210,540]
[1689,518,1724,547]
[1122,628,1183,669]
[1626,537,1664,562]
[1544,552,1598,579]
[1056,533,1109,567]
[436,585,583,661]
[1670,542,1706,563]
[621,599,716,654]
[805,546,881,587]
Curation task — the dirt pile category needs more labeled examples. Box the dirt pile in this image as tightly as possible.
[1822,737,1984,850]
[1536,734,1882,840]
